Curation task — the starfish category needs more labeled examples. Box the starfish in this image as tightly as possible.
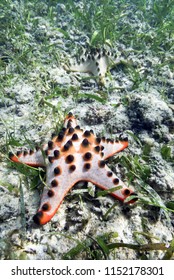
[64,48,117,86]
[9,113,138,225]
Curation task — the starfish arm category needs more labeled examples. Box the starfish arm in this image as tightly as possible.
[33,156,82,225]
[33,180,78,225]
[9,148,45,167]
[77,154,136,203]
[101,138,128,160]
[63,112,77,128]
[68,59,99,75]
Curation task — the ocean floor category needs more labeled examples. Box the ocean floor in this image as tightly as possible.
[0,0,174,260]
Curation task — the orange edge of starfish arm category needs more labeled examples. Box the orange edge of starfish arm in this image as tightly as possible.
[9,154,44,168]
[36,177,134,225]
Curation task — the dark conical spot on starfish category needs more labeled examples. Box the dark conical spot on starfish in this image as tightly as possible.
[84,163,91,170]
[67,120,72,128]
[106,138,112,143]
[33,211,43,225]
[119,134,128,142]
[71,133,78,141]
[68,112,73,117]
[9,152,14,159]
[123,136,128,141]
[96,61,99,66]
[17,151,22,156]
[96,137,101,144]
[54,166,61,175]
[83,152,92,161]
[54,150,60,158]
[24,150,28,156]
[75,125,80,130]
[90,129,94,134]
[97,54,101,59]
[87,55,91,60]
[123,188,130,195]
[42,203,50,211]
[65,154,74,164]
[83,130,91,137]
[68,127,74,135]
[98,160,106,168]
[51,133,56,139]
[35,146,40,151]
[69,164,76,172]
[47,189,54,197]
[97,67,100,73]
[29,149,34,155]
[113,178,119,185]
[45,149,48,156]
[92,48,97,54]
[94,146,100,153]
[51,179,58,187]
[100,152,104,157]
[101,136,106,142]
[107,171,113,177]
[63,140,72,151]
[91,55,95,60]
[48,156,54,163]
[48,140,54,149]
[57,131,64,141]
[81,138,89,147]
[101,146,104,151]
[68,140,72,146]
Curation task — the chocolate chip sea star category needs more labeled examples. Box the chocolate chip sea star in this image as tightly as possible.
[64,48,117,85]
[9,113,138,225]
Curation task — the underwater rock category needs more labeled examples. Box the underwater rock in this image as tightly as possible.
[127,92,173,131]
[148,153,174,194]
[83,106,112,125]
[105,106,131,133]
